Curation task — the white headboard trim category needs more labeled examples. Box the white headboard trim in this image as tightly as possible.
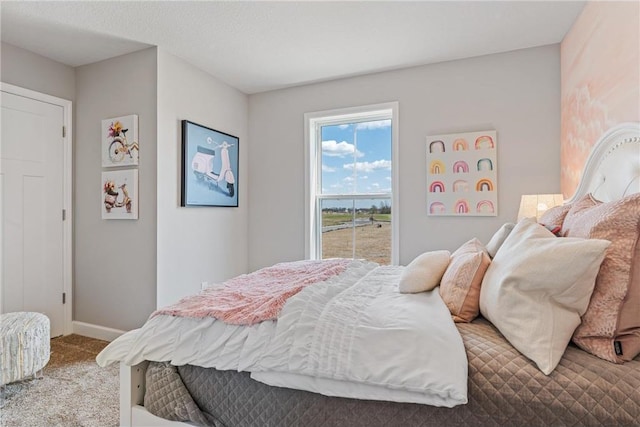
[566,122,640,204]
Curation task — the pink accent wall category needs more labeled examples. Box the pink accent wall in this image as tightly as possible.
[560,2,640,198]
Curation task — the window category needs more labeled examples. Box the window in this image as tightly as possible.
[305,103,399,265]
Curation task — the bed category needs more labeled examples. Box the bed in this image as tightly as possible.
[97,122,640,427]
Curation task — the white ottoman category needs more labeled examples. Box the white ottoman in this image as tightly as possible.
[0,312,50,386]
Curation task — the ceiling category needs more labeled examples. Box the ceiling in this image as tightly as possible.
[1,1,585,94]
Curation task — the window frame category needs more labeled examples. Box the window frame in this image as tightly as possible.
[304,102,399,265]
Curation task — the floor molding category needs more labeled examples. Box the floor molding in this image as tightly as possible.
[72,321,126,342]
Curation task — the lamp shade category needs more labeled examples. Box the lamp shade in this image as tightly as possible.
[517,194,564,221]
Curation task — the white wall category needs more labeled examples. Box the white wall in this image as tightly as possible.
[248,45,561,269]
[2,41,562,329]
[75,48,158,331]
[1,42,75,101]
[156,49,249,308]
[2,43,249,328]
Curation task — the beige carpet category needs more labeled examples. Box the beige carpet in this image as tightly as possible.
[0,334,119,427]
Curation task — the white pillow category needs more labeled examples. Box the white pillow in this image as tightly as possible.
[479,218,610,375]
[485,222,515,258]
[398,250,451,293]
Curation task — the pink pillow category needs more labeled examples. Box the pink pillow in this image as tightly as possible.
[439,238,491,323]
[538,203,572,230]
[561,193,640,363]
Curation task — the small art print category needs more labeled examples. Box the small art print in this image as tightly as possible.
[102,115,139,167]
[181,120,239,207]
[426,130,498,216]
[102,169,138,219]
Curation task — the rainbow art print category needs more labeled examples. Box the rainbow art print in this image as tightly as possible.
[426,130,497,216]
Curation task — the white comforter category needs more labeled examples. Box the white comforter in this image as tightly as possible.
[97,261,468,407]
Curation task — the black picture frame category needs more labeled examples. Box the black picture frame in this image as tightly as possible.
[181,120,239,207]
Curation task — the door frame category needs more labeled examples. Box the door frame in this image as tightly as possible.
[1,82,73,335]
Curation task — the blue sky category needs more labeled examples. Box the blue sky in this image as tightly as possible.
[321,119,392,200]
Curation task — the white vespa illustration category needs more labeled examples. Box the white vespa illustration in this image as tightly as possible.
[191,137,236,197]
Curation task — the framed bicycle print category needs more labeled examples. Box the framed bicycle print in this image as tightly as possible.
[102,114,139,167]
[181,120,239,207]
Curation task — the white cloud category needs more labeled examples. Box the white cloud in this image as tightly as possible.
[322,140,364,158]
[338,124,350,130]
[369,183,392,193]
[343,175,367,182]
[385,177,392,181]
[356,120,391,131]
[343,159,392,172]
[322,164,336,173]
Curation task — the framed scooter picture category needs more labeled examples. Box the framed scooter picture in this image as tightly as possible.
[181,120,239,207]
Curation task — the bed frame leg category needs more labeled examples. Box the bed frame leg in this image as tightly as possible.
[120,361,148,427]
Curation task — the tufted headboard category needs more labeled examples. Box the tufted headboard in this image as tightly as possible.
[566,122,640,204]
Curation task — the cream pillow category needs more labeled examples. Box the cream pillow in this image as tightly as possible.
[485,223,515,258]
[479,218,610,375]
[398,250,451,293]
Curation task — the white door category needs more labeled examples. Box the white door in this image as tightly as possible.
[1,90,65,337]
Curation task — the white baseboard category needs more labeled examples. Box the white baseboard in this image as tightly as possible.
[132,406,192,426]
[72,321,126,342]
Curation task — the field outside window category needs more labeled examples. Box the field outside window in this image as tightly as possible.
[306,104,397,265]
[321,198,392,264]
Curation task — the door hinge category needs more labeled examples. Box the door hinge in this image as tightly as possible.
[62,126,66,138]
[62,292,66,304]
[62,209,66,221]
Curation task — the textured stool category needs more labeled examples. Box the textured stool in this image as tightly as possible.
[0,312,50,386]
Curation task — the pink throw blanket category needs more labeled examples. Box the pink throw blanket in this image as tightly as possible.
[153,259,351,325]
